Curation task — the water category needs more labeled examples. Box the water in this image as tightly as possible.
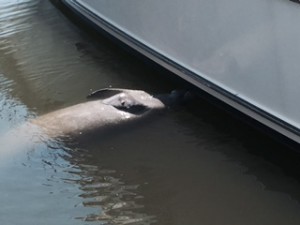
[1,1,300,224]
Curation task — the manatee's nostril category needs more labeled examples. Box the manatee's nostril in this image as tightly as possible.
[121,100,125,106]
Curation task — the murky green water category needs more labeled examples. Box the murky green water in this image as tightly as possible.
[1,1,300,225]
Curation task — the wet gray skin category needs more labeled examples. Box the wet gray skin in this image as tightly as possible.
[1,88,186,159]
[29,88,185,139]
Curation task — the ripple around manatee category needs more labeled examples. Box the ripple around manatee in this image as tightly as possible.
[0,78,155,224]
[0,73,33,132]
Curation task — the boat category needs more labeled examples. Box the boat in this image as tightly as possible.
[57,0,300,145]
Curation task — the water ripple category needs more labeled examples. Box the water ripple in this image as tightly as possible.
[0,73,32,131]
[0,0,39,38]
[70,161,156,225]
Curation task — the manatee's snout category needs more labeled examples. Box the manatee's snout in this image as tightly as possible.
[170,90,189,102]
[155,90,191,106]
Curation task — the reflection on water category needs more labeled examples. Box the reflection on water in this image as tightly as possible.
[69,151,155,224]
[1,0,300,225]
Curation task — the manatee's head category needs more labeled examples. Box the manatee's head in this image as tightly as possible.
[87,88,166,114]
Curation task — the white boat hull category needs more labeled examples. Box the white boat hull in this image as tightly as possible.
[61,0,300,144]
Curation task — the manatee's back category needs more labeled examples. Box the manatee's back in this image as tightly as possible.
[31,100,138,139]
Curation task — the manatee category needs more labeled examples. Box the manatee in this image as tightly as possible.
[31,88,187,139]
[1,88,188,156]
